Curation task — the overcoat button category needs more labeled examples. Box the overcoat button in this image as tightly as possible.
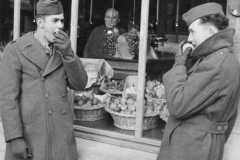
[62,111,67,115]
[48,110,52,115]
[62,94,66,98]
[217,126,222,131]
[224,125,228,130]
[45,94,50,98]
[42,78,45,81]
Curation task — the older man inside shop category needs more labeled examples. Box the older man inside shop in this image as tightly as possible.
[83,8,126,58]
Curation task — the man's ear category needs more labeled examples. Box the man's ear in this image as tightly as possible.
[208,26,218,36]
[36,18,44,29]
[117,18,120,24]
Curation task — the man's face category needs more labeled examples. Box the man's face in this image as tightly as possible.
[42,13,65,43]
[104,10,119,28]
[187,19,212,47]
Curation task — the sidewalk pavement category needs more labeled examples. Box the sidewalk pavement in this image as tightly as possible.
[0,122,157,160]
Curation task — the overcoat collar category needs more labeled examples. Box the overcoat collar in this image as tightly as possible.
[16,32,62,77]
[191,28,235,58]
[188,28,235,74]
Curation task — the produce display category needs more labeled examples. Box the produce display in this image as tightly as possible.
[104,28,119,57]
[74,75,169,124]
[108,96,137,115]
[74,92,110,108]
[100,78,125,94]
[125,28,139,55]
[144,80,169,122]
[75,94,100,106]
[145,80,165,99]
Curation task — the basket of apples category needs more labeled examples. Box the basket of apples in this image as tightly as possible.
[100,78,125,94]
[105,95,160,130]
[74,92,111,121]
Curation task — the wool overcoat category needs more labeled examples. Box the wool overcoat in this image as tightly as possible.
[0,32,88,160]
[157,28,240,160]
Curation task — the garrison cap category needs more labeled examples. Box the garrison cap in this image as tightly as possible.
[37,0,63,15]
[182,3,224,27]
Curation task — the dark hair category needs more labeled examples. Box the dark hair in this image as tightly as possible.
[200,13,229,31]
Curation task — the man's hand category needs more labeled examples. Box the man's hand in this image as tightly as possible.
[174,41,192,67]
[53,30,73,58]
[9,138,32,159]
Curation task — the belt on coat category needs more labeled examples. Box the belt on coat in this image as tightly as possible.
[201,119,228,134]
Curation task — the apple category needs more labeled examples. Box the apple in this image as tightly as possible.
[82,95,88,101]
[114,99,120,104]
[129,104,136,111]
[86,100,93,106]
[111,97,116,103]
[125,109,132,115]
[78,100,84,106]
[120,104,127,111]
[118,104,122,108]
[110,103,117,110]
[114,106,121,112]
[89,94,94,100]
[127,98,134,105]
[118,96,122,100]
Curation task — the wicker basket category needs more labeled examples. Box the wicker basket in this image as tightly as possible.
[100,78,124,95]
[105,106,160,130]
[74,103,108,121]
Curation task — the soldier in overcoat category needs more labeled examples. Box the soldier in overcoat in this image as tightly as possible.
[157,3,240,160]
[0,0,88,159]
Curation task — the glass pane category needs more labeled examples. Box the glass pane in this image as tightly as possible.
[19,0,35,37]
[0,0,14,52]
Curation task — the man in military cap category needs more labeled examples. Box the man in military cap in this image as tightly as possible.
[157,3,240,160]
[0,0,88,159]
